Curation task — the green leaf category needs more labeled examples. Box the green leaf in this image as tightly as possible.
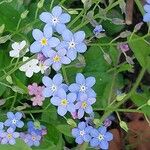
[0,139,32,150]
[128,34,150,68]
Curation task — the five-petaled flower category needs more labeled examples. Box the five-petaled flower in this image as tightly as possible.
[58,29,87,60]
[40,5,71,34]
[51,88,76,116]
[90,126,113,150]
[4,112,24,129]
[30,24,60,54]
[72,121,92,144]
[69,73,96,98]
[75,94,96,119]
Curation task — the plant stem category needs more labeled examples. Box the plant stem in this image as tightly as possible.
[16,18,22,31]
[10,92,17,110]
[62,66,69,84]
[49,0,54,10]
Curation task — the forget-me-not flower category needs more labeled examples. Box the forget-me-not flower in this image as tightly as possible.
[42,73,67,98]
[58,29,87,60]
[0,127,19,145]
[69,73,96,97]
[93,25,105,37]
[30,24,60,54]
[40,5,71,34]
[75,94,96,119]
[72,121,92,144]
[143,0,150,22]
[4,112,24,129]
[44,48,71,71]
[90,126,113,150]
[51,89,76,116]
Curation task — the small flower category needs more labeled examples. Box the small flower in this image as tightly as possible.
[72,121,92,144]
[27,121,46,136]
[90,126,113,149]
[4,112,24,129]
[40,5,71,34]
[143,0,150,22]
[103,119,112,127]
[51,89,76,116]
[42,73,67,98]
[75,94,96,119]
[19,57,41,78]
[93,25,105,37]
[0,127,19,145]
[38,61,49,74]
[31,95,45,106]
[118,43,129,52]
[69,73,96,98]
[59,29,87,60]
[23,132,41,147]
[28,83,41,96]
[37,53,46,62]
[9,40,29,58]
[30,24,60,54]
[44,48,71,71]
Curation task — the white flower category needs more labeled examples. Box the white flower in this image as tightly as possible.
[39,61,49,74]
[19,57,40,78]
[9,40,29,58]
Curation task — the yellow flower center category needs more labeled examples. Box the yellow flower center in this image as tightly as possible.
[53,55,60,62]
[98,134,104,141]
[61,99,68,106]
[7,134,12,139]
[81,101,87,109]
[41,38,48,46]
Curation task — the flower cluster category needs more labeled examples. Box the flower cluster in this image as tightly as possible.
[20,121,47,147]
[28,83,45,106]
[72,121,113,150]
[0,112,24,145]
[43,73,96,118]
[143,0,150,22]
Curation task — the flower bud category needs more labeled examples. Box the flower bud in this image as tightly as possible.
[119,30,131,38]
[34,120,41,128]
[103,52,112,64]
[6,75,13,84]
[67,119,77,127]
[119,121,128,132]
[21,10,29,19]
[0,35,11,44]
[116,93,126,101]
[0,24,5,34]
[37,0,44,9]
[147,99,150,106]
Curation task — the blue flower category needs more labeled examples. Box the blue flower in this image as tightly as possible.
[0,122,4,130]
[27,121,46,136]
[44,48,71,71]
[30,24,60,54]
[23,132,41,147]
[72,121,92,144]
[40,5,71,34]
[4,112,24,129]
[58,29,87,60]
[90,126,113,149]
[143,0,150,22]
[69,73,96,97]
[93,25,105,37]
[42,73,67,97]
[51,88,76,116]
[0,127,19,145]
[75,94,96,119]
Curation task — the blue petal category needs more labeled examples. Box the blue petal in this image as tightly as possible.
[56,41,68,49]
[75,136,83,144]
[52,6,62,17]
[41,46,52,57]
[4,119,11,126]
[104,132,113,141]
[57,89,66,99]
[76,43,87,53]
[72,128,79,137]
[57,106,67,116]
[32,29,43,40]
[34,141,40,146]
[15,112,22,120]
[7,112,14,119]
[67,50,77,61]
[42,87,53,97]
[143,13,150,22]
[99,140,109,150]
[62,29,73,41]
[46,49,56,58]
[67,93,77,102]
[53,73,63,85]
[51,97,60,106]
[86,77,96,87]
[52,62,62,71]
[83,134,91,142]
[44,58,53,66]
[85,105,93,114]
[87,89,96,97]
[90,129,99,137]
[90,138,99,147]
[61,56,71,64]
[144,4,150,12]
[68,83,79,92]
[39,12,52,24]
[30,41,42,53]
[56,24,67,34]
[16,121,24,128]
[98,126,107,135]
[43,24,53,38]
[42,76,53,87]
[67,103,75,112]
[59,13,71,23]
[78,122,86,130]
[57,48,66,56]
[48,37,60,47]
[76,73,85,84]
[74,31,85,43]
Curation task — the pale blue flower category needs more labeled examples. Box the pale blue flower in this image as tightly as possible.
[40,5,71,34]
[51,88,76,116]
[30,24,60,54]
[58,29,87,60]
